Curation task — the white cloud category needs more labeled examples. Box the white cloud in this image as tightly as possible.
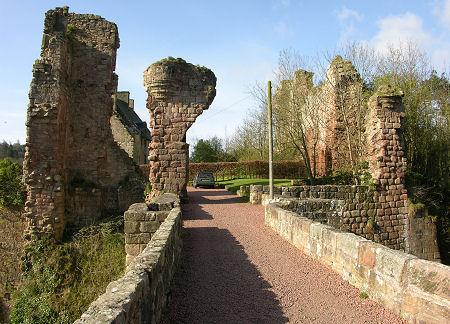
[336,7,362,24]
[371,13,433,52]
[335,7,363,42]
[431,46,450,70]
[433,0,450,29]
[369,10,450,69]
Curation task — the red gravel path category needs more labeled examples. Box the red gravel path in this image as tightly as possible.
[162,188,405,323]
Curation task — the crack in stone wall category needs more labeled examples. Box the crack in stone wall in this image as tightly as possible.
[24,7,145,241]
[143,58,216,198]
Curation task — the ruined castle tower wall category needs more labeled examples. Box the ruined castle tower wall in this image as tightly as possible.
[273,60,439,254]
[24,7,70,240]
[24,7,143,241]
[365,87,410,251]
[143,59,216,198]
[321,56,365,174]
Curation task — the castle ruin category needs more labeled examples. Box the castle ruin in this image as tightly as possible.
[23,7,146,241]
[143,58,216,198]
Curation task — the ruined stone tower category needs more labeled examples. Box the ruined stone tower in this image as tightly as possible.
[143,58,216,198]
[24,7,145,241]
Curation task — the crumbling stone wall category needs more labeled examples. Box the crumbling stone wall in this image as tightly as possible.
[275,57,365,176]
[322,56,364,174]
[24,7,145,241]
[76,195,182,323]
[251,87,440,260]
[143,58,216,198]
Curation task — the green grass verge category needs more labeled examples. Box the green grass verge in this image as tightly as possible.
[217,178,293,194]
[10,216,126,324]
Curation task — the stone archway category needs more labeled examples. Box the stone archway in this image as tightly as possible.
[144,58,216,198]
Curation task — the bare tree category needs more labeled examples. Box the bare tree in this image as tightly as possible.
[272,51,323,183]
[312,42,380,183]
[229,83,269,161]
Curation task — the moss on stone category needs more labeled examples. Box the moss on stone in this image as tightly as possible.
[377,84,403,97]
[150,56,186,68]
[149,57,212,74]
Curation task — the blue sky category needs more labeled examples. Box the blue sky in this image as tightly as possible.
[0,0,449,146]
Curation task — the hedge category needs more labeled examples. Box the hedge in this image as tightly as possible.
[140,160,306,181]
[189,160,305,180]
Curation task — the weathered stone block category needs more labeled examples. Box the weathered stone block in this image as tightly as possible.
[124,221,140,234]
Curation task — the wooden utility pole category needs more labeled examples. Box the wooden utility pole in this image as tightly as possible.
[268,81,274,199]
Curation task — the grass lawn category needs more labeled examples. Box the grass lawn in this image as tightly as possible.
[216,178,293,194]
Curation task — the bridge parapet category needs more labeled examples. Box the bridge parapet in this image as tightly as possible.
[75,193,182,323]
[266,201,449,323]
[251,184,440,262]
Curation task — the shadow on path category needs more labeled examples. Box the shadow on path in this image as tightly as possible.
[187,188,242,205]
[162,190,288,323]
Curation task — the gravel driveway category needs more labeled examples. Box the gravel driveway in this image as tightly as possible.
[162,188,405,323]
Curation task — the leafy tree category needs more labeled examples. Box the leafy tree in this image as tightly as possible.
[273,69,322,183]
[0,158,26,207]
[190,137,235,163]
[0,141,25,163]
[374,41,449,187]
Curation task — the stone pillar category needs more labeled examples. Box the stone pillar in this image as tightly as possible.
[365,85,409,250]
[143,58,216,198]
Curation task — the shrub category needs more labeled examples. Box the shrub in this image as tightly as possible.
[0,158,25,208]
[10,215,126,323]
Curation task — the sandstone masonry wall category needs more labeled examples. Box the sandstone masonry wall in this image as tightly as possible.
[250,184,440,261]
[274,57,364,175]
[265,202,449,323]
[263,85,435,258]
[111,91,150,165]
[24,7,145,241]
[75,194,182,324]
[143,58,216,198]
[124,193,180,265]
[321,56,365,174]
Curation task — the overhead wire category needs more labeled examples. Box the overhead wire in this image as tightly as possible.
[194,96,251,125]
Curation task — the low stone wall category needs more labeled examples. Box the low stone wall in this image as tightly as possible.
[75,195,182,323]
[265,202,449,323]
[124,193,180,265]
[251,184,440,262]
